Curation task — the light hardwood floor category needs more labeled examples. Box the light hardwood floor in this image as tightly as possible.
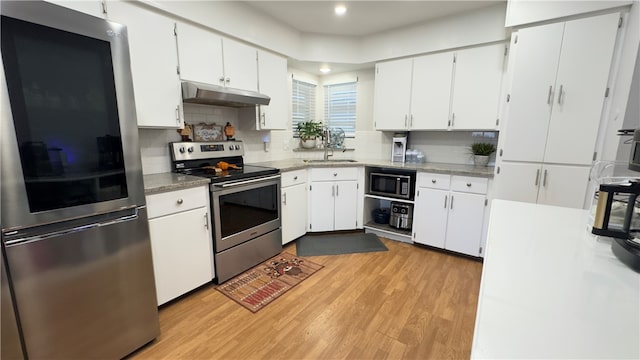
[129,237,483,359]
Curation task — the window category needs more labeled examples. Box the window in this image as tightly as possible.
[292,79,316,137]
[324,82,356,137]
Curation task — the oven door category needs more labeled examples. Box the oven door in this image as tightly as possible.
[211,175,281,252]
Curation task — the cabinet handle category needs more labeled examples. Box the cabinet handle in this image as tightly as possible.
[535,169,540,186]
[547,85,553,104]
[432,179,436,184]
[204,213,209,229]
[444,195,448,208]
[175,106,180,124]
[466,183,472,187]
[557,85,564,105]
[404,115,408,128]
[225,77,231,84]
[336,184,339,196]
[543,169,548,187]
[450,195,454,209]
[176,198,184,205]
[261,113,266,126]
[451,113,455,127]
[283,192,287,205]
[219,76,225,84]
[333,173,338,177]
[293,176,298,180]
[410,114,414,127]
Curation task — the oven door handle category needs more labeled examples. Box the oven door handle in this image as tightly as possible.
[215,174,281,188]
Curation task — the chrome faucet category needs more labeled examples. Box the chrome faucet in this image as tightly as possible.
[323,128,333,160]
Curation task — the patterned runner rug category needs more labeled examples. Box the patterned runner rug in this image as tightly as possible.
[216,252,323,313]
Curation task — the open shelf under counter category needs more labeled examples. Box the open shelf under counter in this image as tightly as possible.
[364,193,414,204]
[364,221,413,244]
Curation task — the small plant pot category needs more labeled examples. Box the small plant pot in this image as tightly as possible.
[473,155,490,167]
[300,138,317,149]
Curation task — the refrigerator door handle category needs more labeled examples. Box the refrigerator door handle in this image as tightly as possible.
[4,208,139,247]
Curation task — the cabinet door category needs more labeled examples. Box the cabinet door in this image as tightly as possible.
[108,1,182,128]
[492,162,542,204]
[543,13,620,165]
[373,59,412,130]
[222,38,258,91]
[282,183,307,244]
[410,52,454,130]
[413,188,448,248]
[175,22,224,86]
[537,164,591,209]
[309,182,335,232]
[257,50,288,130]
[501,23,564,162]
[334,181,358,231]
[451,43,506,130]
[445,192,485,257]
[148,207,213,305]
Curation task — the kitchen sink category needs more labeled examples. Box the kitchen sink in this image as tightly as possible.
[303,159,358,163]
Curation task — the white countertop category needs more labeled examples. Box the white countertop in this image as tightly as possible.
[472,200,640,359]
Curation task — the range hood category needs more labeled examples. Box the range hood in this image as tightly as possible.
[181,81,270,108]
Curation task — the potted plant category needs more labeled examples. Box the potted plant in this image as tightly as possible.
[296,121,323,149]
[470,142,496,166]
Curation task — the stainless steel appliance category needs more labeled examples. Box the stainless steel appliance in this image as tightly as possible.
[170,141,282,283]
[1,2,159,358]
[369,169,416,200]
[392,132,408,163]
[390,202,413,230]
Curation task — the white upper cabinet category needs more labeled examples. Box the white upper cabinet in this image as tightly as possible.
[256,50,288,129]
[175,21,224,86]
[373,43,505,131]
[46,0,105,18]
[222,39,258,91]
[410,52,454,130]
[175,22,258,92]
[373,59,413,130]
[107,1,183,128]
[450,43,506,130]
[501,13,620,165]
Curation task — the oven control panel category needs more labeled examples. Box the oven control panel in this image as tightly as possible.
[170,141,244,161]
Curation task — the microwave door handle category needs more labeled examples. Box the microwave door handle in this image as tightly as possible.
[396,177,401,195]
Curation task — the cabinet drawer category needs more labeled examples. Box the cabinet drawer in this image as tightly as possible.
[418,172,451,190]
[451,176,488,194]
[281,169,308,188]
[311,167,358,181]
[146,185,209,219]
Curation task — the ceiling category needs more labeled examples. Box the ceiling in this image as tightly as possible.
[242,1,504,37]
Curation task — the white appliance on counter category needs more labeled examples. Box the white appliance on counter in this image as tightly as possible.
[392,133,407,163]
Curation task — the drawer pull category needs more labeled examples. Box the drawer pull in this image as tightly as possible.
[466,183,472,187]
[293,176,298,180]
[333,173,338,177]
[176,198,184,205]
[432,179,436,184]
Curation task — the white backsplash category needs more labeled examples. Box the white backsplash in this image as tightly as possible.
[138,103,495,174]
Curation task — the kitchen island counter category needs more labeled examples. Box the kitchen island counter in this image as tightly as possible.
[472,200,640,359]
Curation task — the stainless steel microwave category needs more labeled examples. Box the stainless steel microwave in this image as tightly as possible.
[369,170,416,200]
[629,129,640,172]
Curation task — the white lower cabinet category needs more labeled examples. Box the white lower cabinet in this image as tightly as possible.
[413,173,487,257]
[145,186,214,306]
[493,162,591,209]
[308,167,360,232]
[281,169,308,244]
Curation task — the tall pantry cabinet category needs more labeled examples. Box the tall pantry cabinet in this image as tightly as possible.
[494,12,621,209]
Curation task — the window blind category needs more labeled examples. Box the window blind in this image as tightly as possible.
[324,82,356,137]
[292,79,317,137]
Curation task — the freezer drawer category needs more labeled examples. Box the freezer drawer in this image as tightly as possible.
[4,207,159,359]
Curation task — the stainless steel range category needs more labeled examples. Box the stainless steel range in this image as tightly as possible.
[170,141,282,283]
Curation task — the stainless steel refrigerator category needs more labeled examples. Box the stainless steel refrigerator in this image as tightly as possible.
[1,1,159,358]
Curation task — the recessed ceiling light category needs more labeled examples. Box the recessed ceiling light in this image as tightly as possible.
[334,4,347,16]
[320,66,331,74]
